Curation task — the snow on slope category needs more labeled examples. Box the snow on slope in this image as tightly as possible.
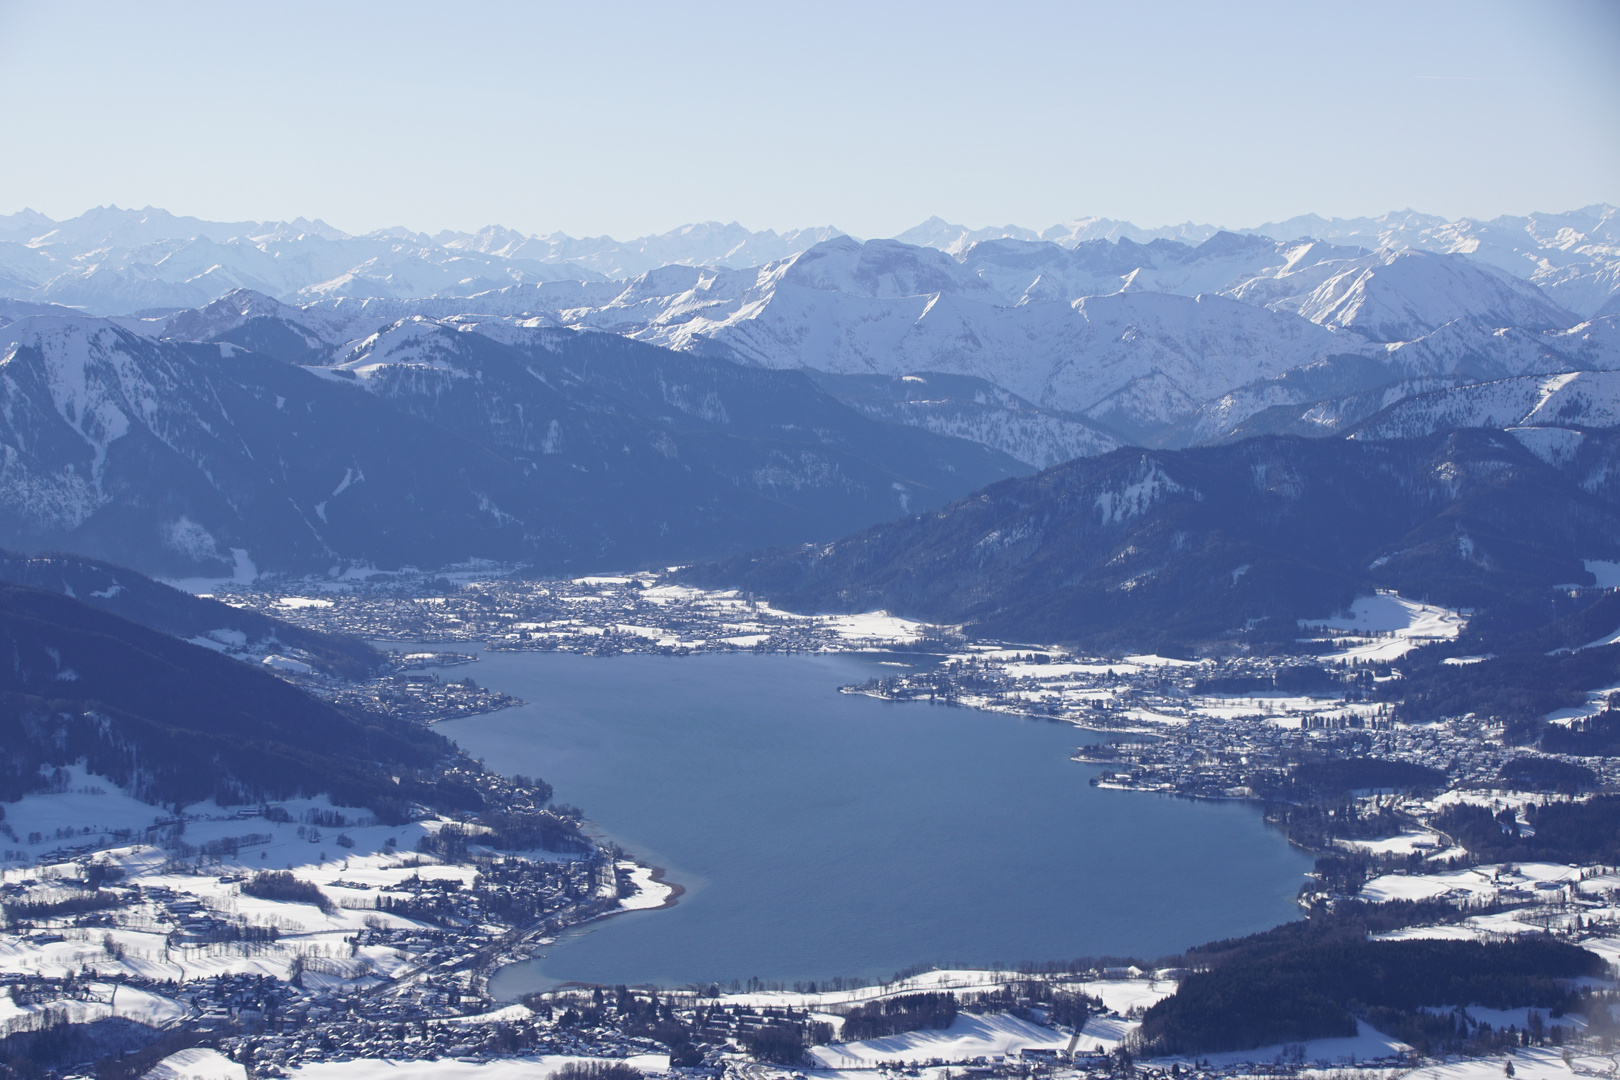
[810,1012,1069,1067]
[1350,369,1620,442]
[0,315,204,530]
[14,204,1603,469]
[1246,204,1620,316]
[142,1048,248,1080]
[1277,247,1576,342]
[1372,314,1620,379]
[1300,592,1467,664]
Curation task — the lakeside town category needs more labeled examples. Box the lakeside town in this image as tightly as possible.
[4,571,1620,1080]
[215,572,1620,805]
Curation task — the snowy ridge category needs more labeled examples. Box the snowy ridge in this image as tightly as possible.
[1243,203,1620,316]
[1278,247,1575,342]
[1350,369,1620,442]
[0,315,211,531]
[2,203,1615,320]
[5,203,1616,473]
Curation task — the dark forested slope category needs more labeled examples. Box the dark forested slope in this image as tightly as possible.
[0,583,447,817]
[0,549,379,677]
[681,429,1620,650]
[1138,937,1602,1055]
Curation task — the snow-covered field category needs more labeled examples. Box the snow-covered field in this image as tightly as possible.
[0,767,666,996]
[1187,1020,1410,1069]
[1336,829,1449,857]
[287,1053,671,1080]
[143,1047,248,1080]
[1301,592,1467,663]
[1397,1045,1597,1080]
[810,1012,1068,1067]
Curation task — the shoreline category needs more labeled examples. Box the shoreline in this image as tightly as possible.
[645,864,686,910]
[483,862,685,998]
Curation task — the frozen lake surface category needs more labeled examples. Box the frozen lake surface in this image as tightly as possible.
[431,651,1311,993]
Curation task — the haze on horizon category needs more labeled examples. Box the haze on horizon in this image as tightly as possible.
[1,0,1617,241]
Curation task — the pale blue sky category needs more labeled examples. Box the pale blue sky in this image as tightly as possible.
[1,0,1616,238]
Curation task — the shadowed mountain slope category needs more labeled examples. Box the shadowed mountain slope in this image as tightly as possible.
[0,584,449,817]
[0,548,380,678]
[680,429,1620,650]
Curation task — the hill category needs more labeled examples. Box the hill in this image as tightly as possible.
[679,429,1620,651]
[0,583,453,819]
[0,548,379,677]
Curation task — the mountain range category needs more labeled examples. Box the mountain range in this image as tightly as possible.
[0,311,1018,577]
[1,203,1617,582]
[2,203,1614,319]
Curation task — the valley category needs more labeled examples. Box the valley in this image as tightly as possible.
[7,563,1620,1080]
[9,0,1620,1072]
[2,200,1620,1080]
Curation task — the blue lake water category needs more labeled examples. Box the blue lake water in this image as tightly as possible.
[430,651,1312,995]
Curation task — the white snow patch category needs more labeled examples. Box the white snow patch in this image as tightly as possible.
[287,1055,670,1080]
[1186,1019,1409,1068]
[810,1012,1067,1067]
[615,861,675,911]
[1302,591,1466,662]
[142,1047,247,1080]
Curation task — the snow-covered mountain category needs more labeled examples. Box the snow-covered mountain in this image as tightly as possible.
[1349,369,1620,444]
[1242,205,1620,317]
[893,215,1226,256]
[0,313,1019,576]
[4,204,1617,475]
[121,237,1610,461]
[240,232,1578,440]
[1173,316,1620,445]
[899,205,1620,317]
[0,206,850,315]
[4,203,1616,320]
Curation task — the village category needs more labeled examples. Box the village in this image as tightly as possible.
[205,571,950,658]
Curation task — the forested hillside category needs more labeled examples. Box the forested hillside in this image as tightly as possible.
[683,429,1620,650]
[0,583,458,819]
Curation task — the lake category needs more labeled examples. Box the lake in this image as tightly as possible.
[431,650,1312,995]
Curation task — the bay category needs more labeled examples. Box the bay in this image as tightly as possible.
[429,651,1312,994]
